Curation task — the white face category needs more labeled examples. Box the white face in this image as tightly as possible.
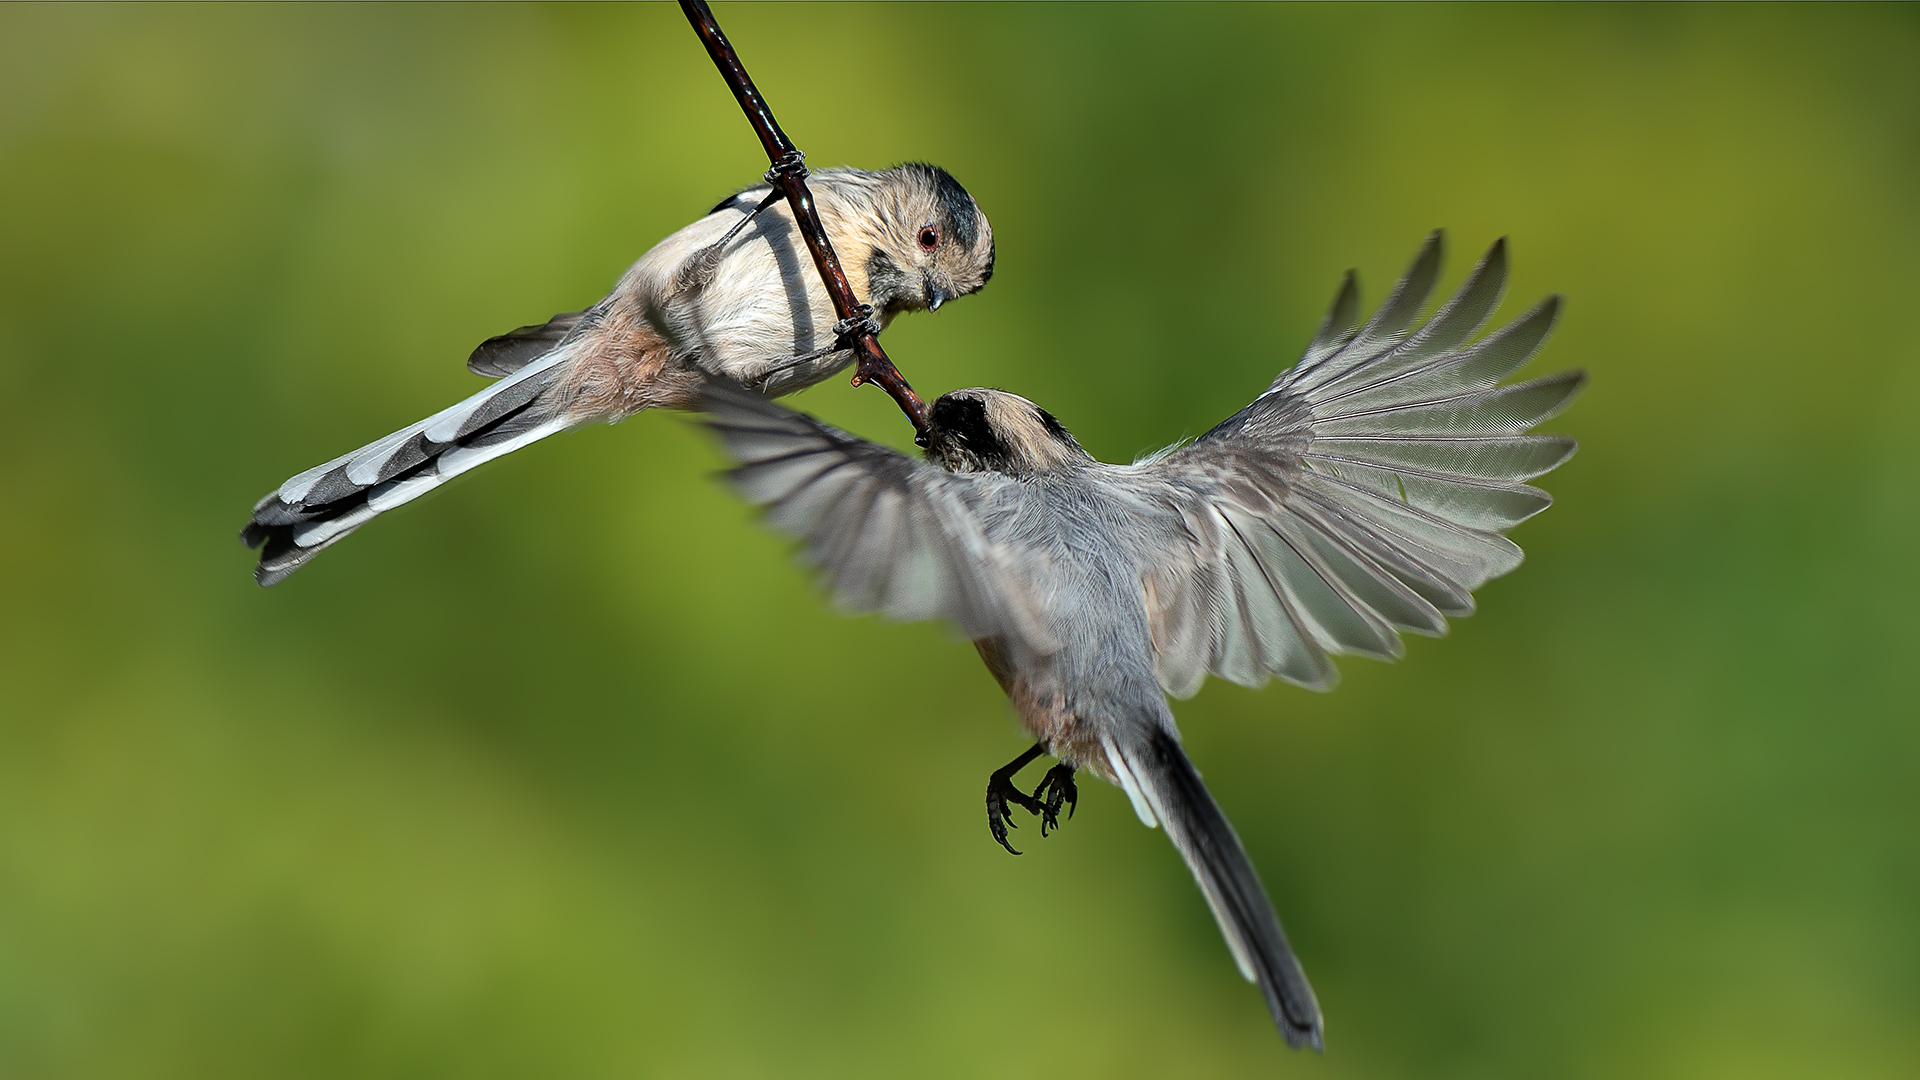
[864,165,996,315]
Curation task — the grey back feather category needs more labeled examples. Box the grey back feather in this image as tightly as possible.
[703,234,1583,701]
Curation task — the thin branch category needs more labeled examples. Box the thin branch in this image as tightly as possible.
[678,0,931,437]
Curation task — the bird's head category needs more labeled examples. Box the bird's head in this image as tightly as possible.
[861,163,996,316]
[922,389,1091,476]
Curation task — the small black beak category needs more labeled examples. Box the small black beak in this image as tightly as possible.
[923,277,946,311]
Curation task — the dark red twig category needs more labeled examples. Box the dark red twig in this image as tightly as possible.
[678,0,930,436]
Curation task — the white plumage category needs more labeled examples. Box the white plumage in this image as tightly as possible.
[242,164,997,586]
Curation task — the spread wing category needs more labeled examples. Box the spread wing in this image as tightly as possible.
[699,381,1059,654]
[1138,233,1585,697]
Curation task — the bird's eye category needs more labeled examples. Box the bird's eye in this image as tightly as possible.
[917,226,939,251]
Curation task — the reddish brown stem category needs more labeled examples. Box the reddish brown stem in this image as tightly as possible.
[678,0,930,436]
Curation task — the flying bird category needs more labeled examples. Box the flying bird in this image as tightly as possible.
[700,234,1583,1050]
[241,163,995,585]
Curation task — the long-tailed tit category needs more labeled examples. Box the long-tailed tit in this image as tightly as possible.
[701,234,1583,1050]
[241,163,995,585]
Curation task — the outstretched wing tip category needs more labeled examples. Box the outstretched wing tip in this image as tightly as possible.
[1478,235,1509,274]
[1413,229,1445,270]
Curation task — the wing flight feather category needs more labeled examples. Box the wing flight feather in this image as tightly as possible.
[1143,234,1583,696]
[701,382,1058,655]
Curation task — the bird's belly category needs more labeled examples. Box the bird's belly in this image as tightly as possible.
[975,637,1121,785]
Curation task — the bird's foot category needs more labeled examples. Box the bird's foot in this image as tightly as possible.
[764,150,808,185]
[1034,763,1078,837]
[834,304,882,347]
[985,743,1048,856]
[987,773,1044,856]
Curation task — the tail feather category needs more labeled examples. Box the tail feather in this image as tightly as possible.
[467,309,591,378]
[1109,725,1325,1050]
[241,354,579,586]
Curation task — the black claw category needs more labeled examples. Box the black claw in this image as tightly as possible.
[986,780,1027,855]
[1035,763,1078,837]
[985,743,1049,856]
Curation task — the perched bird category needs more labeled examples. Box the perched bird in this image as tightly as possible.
[241,163,995,585]
[701,234,1583,1050]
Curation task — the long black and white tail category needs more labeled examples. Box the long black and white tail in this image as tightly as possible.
[240,349,581,586]
[1105,724,1325,1050]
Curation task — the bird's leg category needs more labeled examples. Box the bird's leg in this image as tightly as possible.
[751,302,880,388]
[985,742,1047,856]
[678,185,790,292]
[716,185,787,246]
[1034,762,1078,838]
[751,343,842,385]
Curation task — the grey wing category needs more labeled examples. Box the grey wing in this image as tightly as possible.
[1141,232,1585,697]
[700,381,1059,653]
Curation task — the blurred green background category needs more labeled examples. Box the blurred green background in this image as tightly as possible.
[2,3,1916,1077]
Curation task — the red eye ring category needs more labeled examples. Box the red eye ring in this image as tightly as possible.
[917,226,939,251]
